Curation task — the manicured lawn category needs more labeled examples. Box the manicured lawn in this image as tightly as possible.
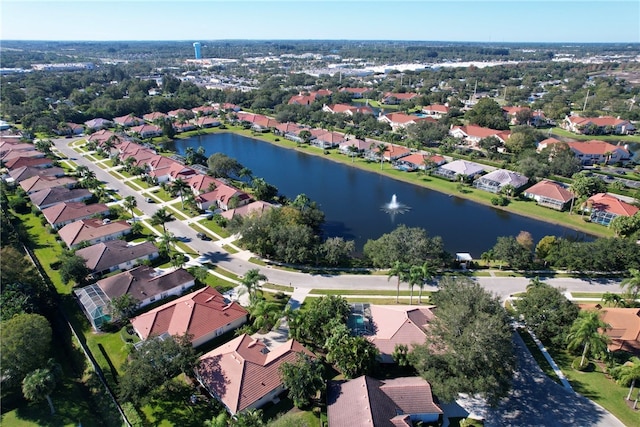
[149,188,175,202]
[197,217,231,238]
[166,204,189,221]
[310,288,432,298]
[262,283,294,292]
[550,127,640,144]
[132,177,151,188]
[570,292,608,299]
[222,244,238,254]
[547,347,640,427]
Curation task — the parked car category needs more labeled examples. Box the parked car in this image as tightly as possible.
[196,232,210,240]
[145,197,154,203]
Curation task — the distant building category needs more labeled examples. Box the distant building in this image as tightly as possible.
[193,42,202,59]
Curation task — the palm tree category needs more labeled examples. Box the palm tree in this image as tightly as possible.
[250,300,281,332]
[613,356,640,405]
[601,292,625,308]
[376,142,387,170]
[387,261,409,304]
[566,310,611,368]
[347,144,359,163]
[151,207,175,233]
[417,261,436,304]
[239,167,253,187]
[159,231,178,254]
[75,165,89,178]
[241,268,267,303]
[407,265,424,305]
[620,268,640,301]
[22,368,57,415]
[171,178,190,209]
[526,276,545,290]
[123,195,137,220]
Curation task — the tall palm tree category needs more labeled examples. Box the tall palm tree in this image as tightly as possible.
[387,261,409,304]
[151,207,175,233]
[417,261,436,304]
[75,165,89,178]
[601,292,625,308]
[616,356,640,406]
[250,300,281,332]
[376,143,387,170]
[22,368,57,415]
[566,310,611,367]
[241,268,267,303]
[171,178,190,209]
[347,144,359,163]
[620,268,640,301]
[159,231,178,254]
[123,195,137,220]
[407,265,424,305]
[526,276,545,290]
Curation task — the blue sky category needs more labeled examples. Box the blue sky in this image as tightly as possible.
[2,1,639,43]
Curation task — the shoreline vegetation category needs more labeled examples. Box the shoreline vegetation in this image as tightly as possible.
[167,125,613,241]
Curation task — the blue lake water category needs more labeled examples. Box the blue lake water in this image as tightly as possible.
[174,133,592,257]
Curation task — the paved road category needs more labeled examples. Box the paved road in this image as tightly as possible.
[484,332,625,427]
[52,136,626,300]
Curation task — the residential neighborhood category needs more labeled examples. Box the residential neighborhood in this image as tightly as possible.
[2,31,640,427]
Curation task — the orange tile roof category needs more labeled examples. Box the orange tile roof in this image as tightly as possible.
[367,305,435,360]
[587,193,639,217]
[58,218,131,247]
[579,304,640,354]
[197,334,314,414]
[131,286,248,344]
[524,180,574,203]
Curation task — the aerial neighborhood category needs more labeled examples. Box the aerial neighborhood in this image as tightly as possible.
[2,36,640,427]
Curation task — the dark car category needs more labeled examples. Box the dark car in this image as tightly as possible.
[196,232,210,240]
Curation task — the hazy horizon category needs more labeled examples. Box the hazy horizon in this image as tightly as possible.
[2,1,639,44]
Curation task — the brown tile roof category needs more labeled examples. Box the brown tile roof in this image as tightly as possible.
[42,202,110,227]
[579,304,640,354]
[8,166,65,183]
[57,218,131,247]
[4,156,53,170]
[130,286,247,343]
[221,200,275,220]
[143,112,168,122]
[76,240,159,272]
[451,125,511,141]
[524,180,574,203]
[367,305,435,361]
[1,149,45,162]
[28,187,92,209]
[197,334,314,414]
[327,376,442,427]
[19,175,76,194]
[587,193,639,217]
[96,266,194,302]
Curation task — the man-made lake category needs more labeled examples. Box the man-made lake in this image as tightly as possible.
[174,133,592,257]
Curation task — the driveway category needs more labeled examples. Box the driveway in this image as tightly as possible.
[483,332,625,427]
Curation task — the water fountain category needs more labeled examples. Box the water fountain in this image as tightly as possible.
[381,194,410,219]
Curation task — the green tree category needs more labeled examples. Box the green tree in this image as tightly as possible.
[241,268,268,303]
[363,224,447,268]
[465,98,509,129]
[58,251,90,285]
[319,237,355,266]
[230,409,265,427]
[375,142,387,169]
[171,178,190,209]
[570,172,607,199]
[151,207,175,233]
[620,268,640,301]
[123,195,137,220]
[566,310,611,367]
[611,356,640,405]
[388,261,409,304]
[601,292,625,308]
[289,295,350,347]
[118,333,198,404]
[409,277,515,406]
[491,235,533,270]
[1,313,52,391]
[108,293,140,323]
[251,177,279,202]
[392,344,410,367]
[158,231,178,255]
[249,299,281,332]
[207,153,244,178]
[22,367,58,415]
[279,353,324,409]
[325,322,379,379]
[416,260,436,304]
[516,282,579,348]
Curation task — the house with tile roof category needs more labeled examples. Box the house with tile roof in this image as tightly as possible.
[381,92,419,104]
[113,114,145,128]
[143,112,168,123]
[362,305,436,363]
[421,104,450,119]
[130,286,248,347]
[186,174,222,195]
[338,139,371,156]
[86,129,118,146]
[287,90,332,106]
[537,138,630,165]
[502,106,549,126]
[19,175,77,195]
[6,165,65,184]
[523,180,575,211]
[563,115,635,135]
[313,131,346,149]
[395,153,446,172]
[579,305,640,355]
[1,148,45,163]
[76,240,159,275]
[42,201,110,229]
[195,184,251,211]
[473,169,529,194]
[192,105,217,116]
[383,144,411,162]
[29,187,92,210]
[432,160,486,181]
[84,118,113,131]
[128,124,162,139]
[586,193,639,226]
[327,376,443,427]
[146,155,196,183]
[449,125,511,147]
[74,266,195,330]
[4,156,53,170]
[378,113,435,132]
[196,334,315,414]
[221,200,276,220]
[167,108,194,119]
[58,218,131,249]
[194,116,221,128]
[322,104,374,116]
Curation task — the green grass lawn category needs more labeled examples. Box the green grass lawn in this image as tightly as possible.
[550,127,640,144]
[149,188,175,202]
[546,347,639,426]
[166,205,189,221]
[131,177,151,188]
[197,218,231,238]
[310,288,432,299]
[221,244,238,254]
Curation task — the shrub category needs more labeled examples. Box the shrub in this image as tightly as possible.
[571,356,591,371]
[491,195,509,206]
[273,291,287,300]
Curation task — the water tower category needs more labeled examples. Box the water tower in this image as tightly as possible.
[193,42,202,59]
